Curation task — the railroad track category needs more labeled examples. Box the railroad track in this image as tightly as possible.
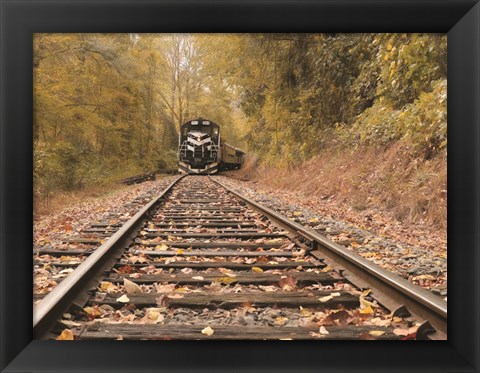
[33,176,447,340]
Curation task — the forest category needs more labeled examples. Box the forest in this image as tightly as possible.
[33,33,447,226]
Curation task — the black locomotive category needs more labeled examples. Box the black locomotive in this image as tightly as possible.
[178,118,244,174]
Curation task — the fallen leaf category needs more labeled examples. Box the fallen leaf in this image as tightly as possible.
[251,267,264,273]
[176,249,184,255]
[201,326,214,336]
[319,326,329,335]
[181,268,193,274]
[319,295,333,303]
[175,287,189,293]
[360,297,377,309]
[362,289,371,297]
[369,330,386,336]
[60,320,82,328]
[218,268,237,277]
[292,249,306,257]
[155,284,176,293]
[259,285,277,292]
[116,294,130,303]
[128,256,139,264]
[359,306,374,314]
[215,277,237,284]
[275,316,288,326]
[100,281,116,293]
[118,265,135,274]
[299,306,313,317]
[146,310,165,323]
[56,329,74,340]
[370,317,391,327]
[83,306,102,318]
[124,278,143,294]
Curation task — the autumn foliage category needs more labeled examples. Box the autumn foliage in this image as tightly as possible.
[34,33,447,228]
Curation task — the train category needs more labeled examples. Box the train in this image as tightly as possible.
[178,118,245,174]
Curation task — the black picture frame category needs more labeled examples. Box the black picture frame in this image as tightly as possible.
[1,0,479,372]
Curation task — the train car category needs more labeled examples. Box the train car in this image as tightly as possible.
[178,118,244,174]
[220,142,245,170]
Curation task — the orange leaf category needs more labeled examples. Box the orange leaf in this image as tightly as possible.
[56,329,74,340]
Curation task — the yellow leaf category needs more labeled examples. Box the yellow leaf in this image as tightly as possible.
[369,330,386,336]
[309,217,319,223]
[359,306,374,314]
[251,267,263,273]
[319,295,333,303]
[146,310,164,323]
[293,211,303,216]
[147,311,160,320]
[176,249,184,255]
[215,277,237,284]
[56,329,74,340]
[275,316,288,326]
[83,306,102,318]
[360,297,377,309]
[201,326,214,336]
[100,281,115,292]
[361,289,371,297]
[155,244,169,251]
[299,306,312,317]
[321,266,333,273]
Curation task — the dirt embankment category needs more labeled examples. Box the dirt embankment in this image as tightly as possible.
[224,142,447,237]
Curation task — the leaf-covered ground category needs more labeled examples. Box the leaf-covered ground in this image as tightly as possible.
[216,176,447,299]
[33,176,178,302]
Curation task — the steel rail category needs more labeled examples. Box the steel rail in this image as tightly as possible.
[33,175,184,338]
[211,177,447,336]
